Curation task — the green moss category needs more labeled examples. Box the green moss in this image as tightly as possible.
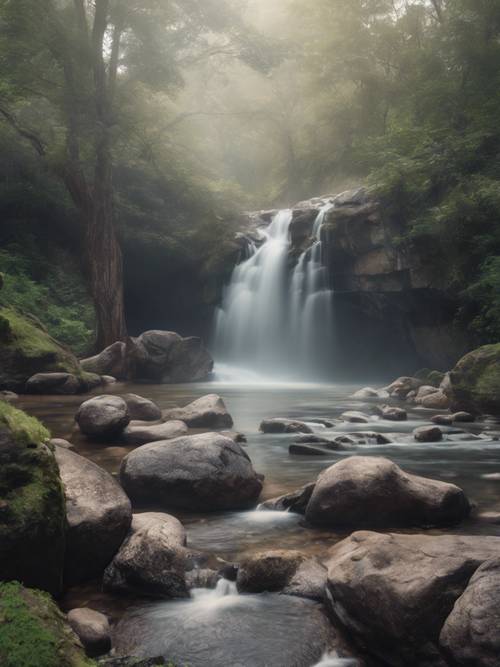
[450,344,500,414]
[0,582,94,667]
[0,400,50,448]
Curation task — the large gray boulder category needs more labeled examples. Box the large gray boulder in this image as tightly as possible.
[81,341,126,378]
[120,432,263,511]
[76,395,130,439]
[440,558,500,667]
[122,420,187,446]
[67,607,111,658]
[259,418,313,434]
[55,447,132,585]
[326,531,500,666]
[122,394,161,421]
[162,394,233,428]
[305,456,470,528]
[26,372,86,395]
[125,331,213,383]
[103,512,188,599]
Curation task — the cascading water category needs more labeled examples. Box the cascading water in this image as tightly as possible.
[214,203,336,379]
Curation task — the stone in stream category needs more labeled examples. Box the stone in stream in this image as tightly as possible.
[67,607,111,658]
[374,405,407,421]
[339,411,370,424]
[440,557,500,667]
[259,482,315,514]
[293,434,334,445]
[351,387,389,400]
[334,431,393,445]
[385,376,425,399]
[162,394,233,428]
[259,418,313,434]
[220,430,247,443]
[121,420,187,446]
[103,513,188,599]
[325,531,500,666]
[55,447,132,585]
[236,550,306,594]
[76,394,130,439]
[120,432,263,511]
[305,456,469,528]
[26,372,82,395]
[432,414,454,426]
[414,425,443,442]
[420,390,451,410]
[445,343,500,415]
[452,410,475,423]
[122,393,161,422]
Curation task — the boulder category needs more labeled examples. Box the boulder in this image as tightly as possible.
[26,371,101,395]
[103,513,188,599]
[0,306,81,392]
[122,394,161,422]
[305,456,469,528]
[419,390,451,410]
[120,432,263,512]
[125,331,213,383]
[440,558,500,667]
[414,425,443,442]
[415,385,441,402]
[293,434,339,446]
[0,581,90,666]
[282,558,328,602]
[386,376,424,399]
[220,430,247,443]
[50,438,73,450]
[446,344,500,415]
[81,341,126,378]
[162,394,233,428]
[377,405,407,421]
[351,387,386,399]
[260,418,313,434]
[432,414,454,426]
[340,411,370,424]
[54,447,132,585]
[259,482,315,513]
[452,411,475,423]
[415,369,446,388]
[122,420,187,446]
[334,431,393,446]
[76,395,130,439]
[67,608,111,658]
[236,550,306,594]
[0,402,65,595]
[326,531,500,666]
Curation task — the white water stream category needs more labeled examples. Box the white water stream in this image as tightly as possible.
[214,203,335,379]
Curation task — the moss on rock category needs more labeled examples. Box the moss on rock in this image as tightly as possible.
[0,402,66,595]
[448,344,500,415]
[0,307,81,391]
[0,581,93,667]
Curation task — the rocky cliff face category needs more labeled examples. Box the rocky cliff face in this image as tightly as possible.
[239,188,470,375]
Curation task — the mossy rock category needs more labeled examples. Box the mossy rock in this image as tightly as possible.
[448,344,500,415]
[0,402,66,595]
[0,581,93,667]
[414,368,445,387]
[0,307,81,391]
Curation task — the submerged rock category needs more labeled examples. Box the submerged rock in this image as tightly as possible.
[305,456,469,528]
[122,420,187,446]
[260,418,313,434]
[76,395,130,439]
[446,344,500,415]
[339,411,370,424]
[325,531,500,666]
[104,513,188,599]
[122,394,161,422]
[55,447,132,585]
[0,402,65,595]
[67,607,111,658]
[120,432,263,511]
[162,394,233,428]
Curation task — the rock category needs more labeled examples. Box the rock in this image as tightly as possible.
[0,390,18,403]
[334,431,393,446]
[420,390,451,410]
[67,608,111,658]
[101,375,117,385]
[259,482,315,513]
[452,411,475,423]
[378,405,407,421]
[289,444,331,456]
[432,414,454,426]
[122,394,161,422]
[414,425,443,442]
[0,402,65,595]
[0,581,90,666]
[220,430,247,443]
[125,330,213,383]
[293,434,335,445]
[122,420,187,446]
[162,394,233,428]
[386,376,424,399]
[260,418,313,434]
[236,550,306,593]
[54,447,132,585]
[446,344,500,415]
[103,513,188,599]
[325,531,500,666]
[415,384,441,402]
[50,437,73,450]
[282,558,328,602]
[26,372,84,395]
[0,306,81,392]
[185,569,220,589]
[81,341,126,378]
[440,558,500,667]
[120,432,263,512]
[415,369,446,388]
[76,395,130,439]
[351,387,381,399]
[305,456,469,528]
[98,659,169,667]
[339,411,370,424]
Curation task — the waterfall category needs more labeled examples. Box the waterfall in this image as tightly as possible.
[214,203,335,379]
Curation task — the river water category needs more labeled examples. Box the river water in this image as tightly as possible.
[18,375,500,666]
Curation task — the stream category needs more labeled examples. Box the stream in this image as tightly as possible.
[18,374,500,666]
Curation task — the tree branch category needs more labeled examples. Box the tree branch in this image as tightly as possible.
[0,103,46,156]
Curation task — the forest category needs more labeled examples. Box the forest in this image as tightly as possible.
[0,2,500,666]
